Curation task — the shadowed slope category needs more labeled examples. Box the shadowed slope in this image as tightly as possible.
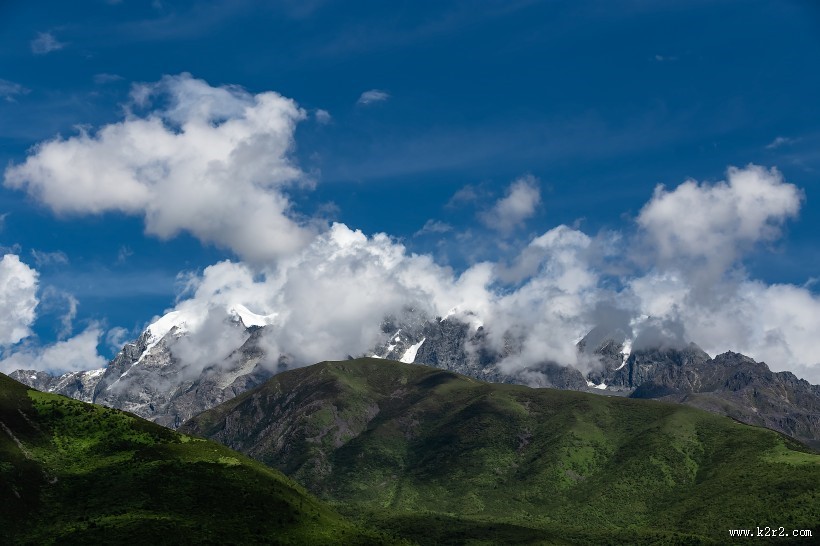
[0,372,390,545]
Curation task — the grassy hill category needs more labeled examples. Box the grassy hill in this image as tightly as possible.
[0,372,392,545]
[183,358,820,545]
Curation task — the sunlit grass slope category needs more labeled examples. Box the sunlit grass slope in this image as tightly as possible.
[185,358,820,545]
[0,372,394,545]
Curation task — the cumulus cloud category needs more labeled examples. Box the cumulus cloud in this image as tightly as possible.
[487,226,602,372]
[4,73,314,263]
[0,327,107,374]
[31,31,66,55]
[626,271,820,378]
[357,89,389,105]
[0,254,39,347]
[624,165,819,378]
[480,175,541,234]
[637,165,802,282]
[164,224,464,369]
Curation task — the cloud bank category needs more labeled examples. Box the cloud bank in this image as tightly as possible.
[3,75,818,384]
[157,164,818,382]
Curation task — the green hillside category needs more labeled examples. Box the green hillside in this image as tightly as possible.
[184,358,820,545]
[0,372,391,545]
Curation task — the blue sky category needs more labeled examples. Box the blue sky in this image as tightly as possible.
[1,1,819,379]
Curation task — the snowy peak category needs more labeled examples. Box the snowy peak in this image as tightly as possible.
[8,367,105,403]
[440,306,484,331]
[228,304,277,329]
[147,304,274,339]
[146,309,193,341]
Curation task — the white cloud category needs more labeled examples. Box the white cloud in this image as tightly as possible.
[4,73,315,263]
[156,222,600,381]
[38,286,78,340]
[488,226,602,373]
[30,249,69,267]
[626,165,818,380]
[637,165,802,282]
[314,109,332,124]
[766,136,796,150]
[0,79,30,102]
[31,32,66,55]
[0,327,107,374]
[446,184,482,208]
[164,223,465,369]
[147,166,819,384]
[105,326,131,354]
[3,72,817,384]
[357,89,389,105]
[626,271,820,381]
[414,219,452,237]
[480,175,541,234]
[0,254,39,347]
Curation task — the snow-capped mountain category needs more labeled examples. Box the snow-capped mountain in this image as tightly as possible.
[11,367,105,403]
[12,304,277,428]
[9,305,820,447]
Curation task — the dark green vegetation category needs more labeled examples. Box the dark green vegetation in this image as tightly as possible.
[184,358,820,545]
[0,372,391,545]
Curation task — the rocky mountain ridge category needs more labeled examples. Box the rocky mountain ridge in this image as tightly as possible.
[10,306,820,447]
[11,310,275,428]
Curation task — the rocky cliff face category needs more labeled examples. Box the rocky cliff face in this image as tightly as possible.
[631,351,820,448]
[12,314,278,428]
[374,311,588,390]
[575,333,820,448]
[9,368,104,403]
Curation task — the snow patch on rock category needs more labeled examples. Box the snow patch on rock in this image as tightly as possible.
[229,303,277,328]
[400,338,426,363]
